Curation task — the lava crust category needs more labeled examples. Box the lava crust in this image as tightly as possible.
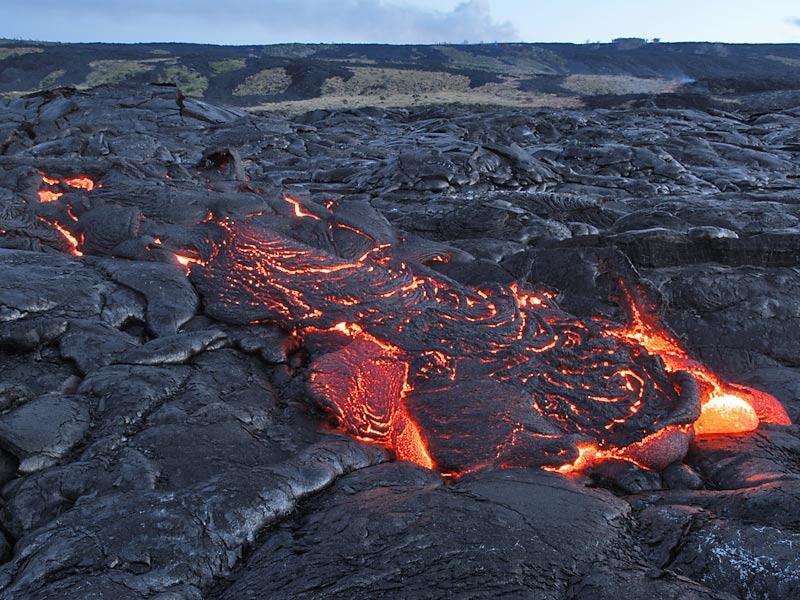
[0,85,798,599]
[188,214,782,475]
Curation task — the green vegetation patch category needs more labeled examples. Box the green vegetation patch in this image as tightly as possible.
[83,59,157,87]
[321,67,470,96]
[0,46,44,60]
[261,44,329,59]
[210,58,247,75]
[766,54,800,67]
[562,74,679,96]
[39,69,66,89]
[435,45,563,76]
[156,65,209,96]
[233,68,292,96]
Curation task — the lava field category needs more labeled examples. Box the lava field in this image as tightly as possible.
[0,84,799,599]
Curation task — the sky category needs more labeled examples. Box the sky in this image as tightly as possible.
[2,0,800,45]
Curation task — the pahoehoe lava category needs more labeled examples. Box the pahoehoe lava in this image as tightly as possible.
[183,211,788,475]
[1,83,799,599]
[34,171,791,474]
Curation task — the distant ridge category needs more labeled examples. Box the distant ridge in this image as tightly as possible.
[2,40,800,112]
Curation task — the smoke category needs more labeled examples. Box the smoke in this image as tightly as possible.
[2,0,518,44]
[787,17,800,27]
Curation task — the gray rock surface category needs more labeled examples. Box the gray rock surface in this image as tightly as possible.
[0,85,798,599]
[0,393,90,472]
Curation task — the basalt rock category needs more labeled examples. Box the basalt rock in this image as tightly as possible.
[0,85,797,599]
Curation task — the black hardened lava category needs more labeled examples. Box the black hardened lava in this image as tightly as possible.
[0,85,798,599]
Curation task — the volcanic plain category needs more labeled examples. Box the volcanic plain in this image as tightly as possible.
[0,46,799,599]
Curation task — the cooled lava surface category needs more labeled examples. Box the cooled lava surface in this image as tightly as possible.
[0,85,799,599]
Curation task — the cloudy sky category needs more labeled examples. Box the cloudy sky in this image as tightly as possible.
[2,0,800,44]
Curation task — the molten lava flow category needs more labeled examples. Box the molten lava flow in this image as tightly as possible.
[38,173,98,201]
[543,426,688,474]
[189,218,708,474]
[73,190,789,476]
[693,393,760,435]
[38,217,83,256]
[606,283,790,436]
[27,173,788,470]
[63,176,96,191]
[175,254,204,267]
[546,444,607,474]
[33,173,100,255]
[38,190,63,203]
[307,323,434,469]
[284,196,321,220]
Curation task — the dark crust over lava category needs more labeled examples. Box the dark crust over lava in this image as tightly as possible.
[0,84,798,599]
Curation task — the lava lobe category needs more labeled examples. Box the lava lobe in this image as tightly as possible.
[184,201,790,475]
[34,175,790,476]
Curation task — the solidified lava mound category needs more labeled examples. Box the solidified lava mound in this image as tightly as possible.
[0,85,799,599]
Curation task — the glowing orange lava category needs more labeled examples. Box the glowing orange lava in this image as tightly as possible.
[38,217,83,256]
[64,176,95,191]
[545,444,605,474]
[284,196,321,220]
[174,253,208,274]
[29,178,790,476]
[39,173,99,203]
[175,254,195,266]
[694,393,759,435]
[607,283,790,436]
[38,173,98,203]
[185,213,792,476]
[34,173,102,255]
[38,190,63,203]
[308,321,434,469]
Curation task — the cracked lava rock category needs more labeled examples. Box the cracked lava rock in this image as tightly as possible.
[0,84,798,599]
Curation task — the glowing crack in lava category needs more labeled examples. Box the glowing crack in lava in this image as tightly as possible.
[182,198,790,476]
[37,217,83,257]
[38,173,96,203]
[34,174,98,256]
